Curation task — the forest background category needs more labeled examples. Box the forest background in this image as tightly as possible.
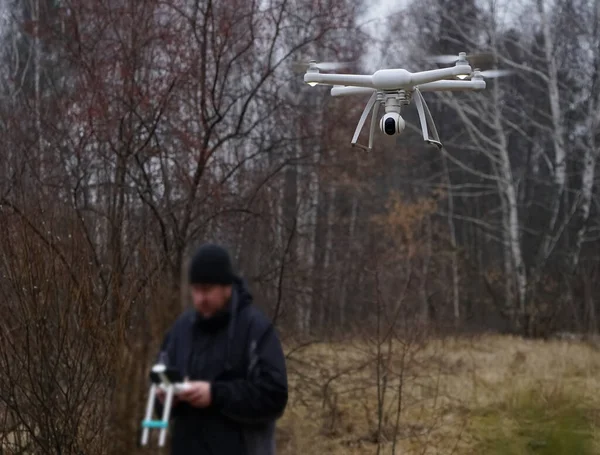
[1,0,599,453]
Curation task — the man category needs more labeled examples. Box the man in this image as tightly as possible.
[153,243,288,454]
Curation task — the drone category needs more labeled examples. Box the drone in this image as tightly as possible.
[299,52,511,151]
[140,361,190,447]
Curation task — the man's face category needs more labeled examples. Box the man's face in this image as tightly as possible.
[190,283,232,318]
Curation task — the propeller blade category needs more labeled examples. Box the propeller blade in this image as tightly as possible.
[291,61,309,73]
[424,52,495,66]
[477,69,513,78]
[424,54,459,64]
[291,60,353,73]
[315,61,349,71]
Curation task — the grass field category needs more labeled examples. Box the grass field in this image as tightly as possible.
[276,334,600,454]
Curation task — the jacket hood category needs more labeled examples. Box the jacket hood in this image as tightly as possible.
[232,274,253,311]
[224,275,253,371]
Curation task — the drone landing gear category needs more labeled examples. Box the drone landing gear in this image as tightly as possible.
[413,88,443,150]
[351,92,379,152]
[350,89,443,151]
[140,363,188,448]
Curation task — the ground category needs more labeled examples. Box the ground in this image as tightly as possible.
[276,333,600,454]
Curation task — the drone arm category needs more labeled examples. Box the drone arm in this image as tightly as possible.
[417,79,486,92]
[304,72,374,88]
[330,86,377,97]
[409,65,471,86]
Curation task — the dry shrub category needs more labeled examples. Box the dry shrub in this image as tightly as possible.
[0,204,115,454]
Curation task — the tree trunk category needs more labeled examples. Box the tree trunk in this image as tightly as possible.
[535,0,567,269]
[570,10,599,271]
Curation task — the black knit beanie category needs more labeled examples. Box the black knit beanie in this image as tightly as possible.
[188,243,235,285]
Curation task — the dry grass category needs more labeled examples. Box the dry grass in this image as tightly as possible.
[276,334,600,454]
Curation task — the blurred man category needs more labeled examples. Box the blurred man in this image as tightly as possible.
[153,243,288,455]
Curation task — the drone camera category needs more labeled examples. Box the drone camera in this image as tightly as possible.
[379,113,405,136]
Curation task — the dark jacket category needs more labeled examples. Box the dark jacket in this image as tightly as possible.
[153,277,288,455]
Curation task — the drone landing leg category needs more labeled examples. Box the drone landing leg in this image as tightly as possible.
[420,91,443,149]
[141,384,158,446]
[158,385,176,447]
[351,92,378,152]
[368,100,380,150]
[413,89,443,149]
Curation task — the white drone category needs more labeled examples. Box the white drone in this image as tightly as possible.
[300,52,511,151]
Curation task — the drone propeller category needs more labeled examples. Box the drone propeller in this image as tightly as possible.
[473,69,513,78]
[291,60,352,73]
[468,68,514,80]
[424,52,494,66]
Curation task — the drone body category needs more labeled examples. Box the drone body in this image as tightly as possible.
[300,52,510,151]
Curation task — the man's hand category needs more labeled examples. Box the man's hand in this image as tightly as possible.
[177,381,212,408]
